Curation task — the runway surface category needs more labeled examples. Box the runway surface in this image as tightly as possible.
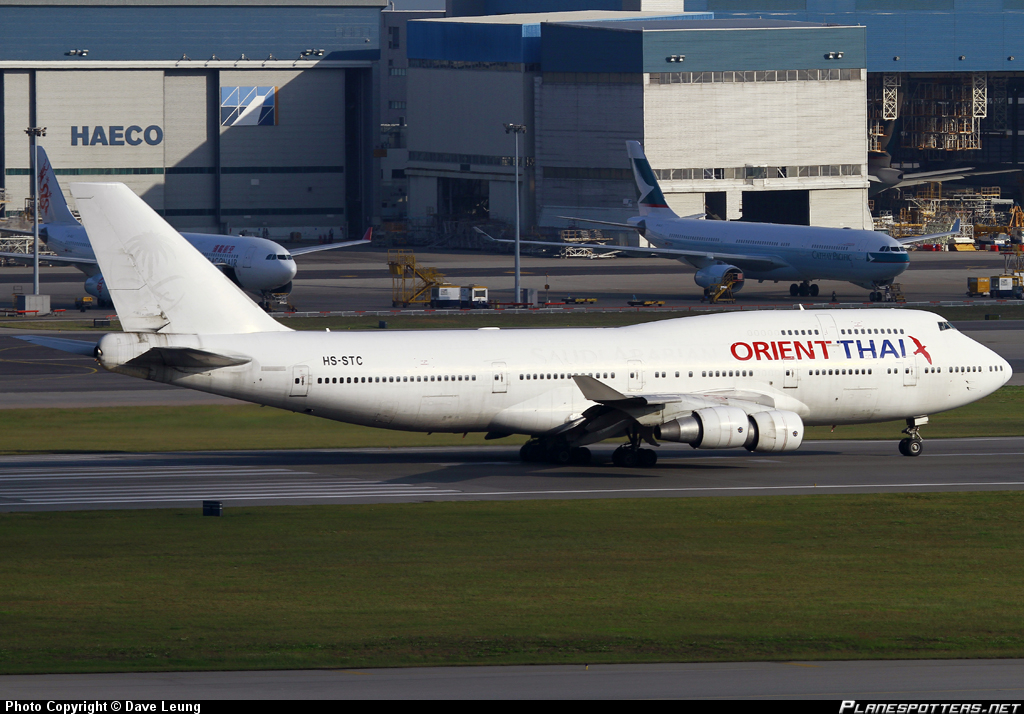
[3,437,1024,511]
[3,658,1024,699]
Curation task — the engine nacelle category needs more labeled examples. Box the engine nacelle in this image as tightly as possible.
[655,408,804,452]
[656,406,752,449]
[84,273,110,304]
[746,410,804,452]
[694,264,745,292]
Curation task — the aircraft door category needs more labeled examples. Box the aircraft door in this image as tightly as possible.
[290,365,309,396]
[243,246,255,268]
[627,360,644,392]
[783,363,800,388]
[903,361,918,386]
[491,361,507,393]
[816,314,838,339]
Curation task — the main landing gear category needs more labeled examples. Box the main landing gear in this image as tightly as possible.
[789,281,819,298]
[611,427,658,468]
[898,416,928,457]
[520,438,591,465]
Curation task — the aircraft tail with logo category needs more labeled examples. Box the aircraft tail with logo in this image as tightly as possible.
[626,140,678,219]
[35,146,80,225]
[69,182,290,334]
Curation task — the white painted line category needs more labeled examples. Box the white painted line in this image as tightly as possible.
[4,483,451,495]
[11,491,464,505]
[448,481,1024,497]
[0,470,314,482]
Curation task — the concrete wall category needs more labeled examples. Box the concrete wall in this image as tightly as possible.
[809,187,870,229]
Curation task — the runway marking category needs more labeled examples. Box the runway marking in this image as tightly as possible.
[455,481,1024,498]
[0,465,463,505]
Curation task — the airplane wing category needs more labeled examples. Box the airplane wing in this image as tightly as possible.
[898,219,962,246]
[0,251,97,266]
[556,213,704,228]
[290,227,372,256]
[541,375,786,447]
[479,233,786,271]
[15,335,98,355]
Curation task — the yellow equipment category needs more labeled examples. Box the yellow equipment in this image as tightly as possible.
[967,276,990,297]
[701,275,739,304]
[388,250,446,308]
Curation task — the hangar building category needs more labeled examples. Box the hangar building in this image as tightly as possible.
[404,11,870,231]
[0,0,384,239]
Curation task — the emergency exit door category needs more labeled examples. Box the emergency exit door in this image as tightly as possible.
[290,365,309,396]
[492,362,507,393]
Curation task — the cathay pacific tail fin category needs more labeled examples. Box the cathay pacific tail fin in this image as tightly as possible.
[626,140,678,219]
[36,146,80,225]
[69,182,290,334]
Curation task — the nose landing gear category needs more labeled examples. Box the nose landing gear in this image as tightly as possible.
[898,416,928,457]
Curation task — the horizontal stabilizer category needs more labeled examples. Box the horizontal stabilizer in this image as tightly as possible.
[124,346,251,369]
[15,335,97,355]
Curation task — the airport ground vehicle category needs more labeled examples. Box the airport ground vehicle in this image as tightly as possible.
[21,182,1010,469]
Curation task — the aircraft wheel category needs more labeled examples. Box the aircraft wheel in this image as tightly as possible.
[898,438,923,457]
[789,283,799,297]
[611,447,625,467]
[799,284,810,297]
[549,444,573,465]
[810,284,820,297]
[520,442,544,462]
[570,447,591,465]
[620,449,639,468]
[640,449,658,468]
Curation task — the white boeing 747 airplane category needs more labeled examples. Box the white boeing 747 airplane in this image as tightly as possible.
[19,183,1009,467]
[0,146,369,305]
[495,141,958,301]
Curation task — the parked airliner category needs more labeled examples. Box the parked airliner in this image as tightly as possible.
[18,182,1009,467]
[498,141,958,302]
[0,146,369,305]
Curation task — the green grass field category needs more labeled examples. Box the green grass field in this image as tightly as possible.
[0,386,1021,454]
[2,493,1023,674]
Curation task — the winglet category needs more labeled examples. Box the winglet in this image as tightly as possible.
[362,227,372,242]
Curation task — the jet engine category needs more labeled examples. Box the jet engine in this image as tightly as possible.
[655,407,803,452]
[694,264,745,292]
[84,273,110,305]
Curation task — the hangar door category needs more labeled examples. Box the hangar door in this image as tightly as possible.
[437,177,489,220]
[741,190,809,226]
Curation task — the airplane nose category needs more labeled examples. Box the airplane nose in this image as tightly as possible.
[282,258,297,283]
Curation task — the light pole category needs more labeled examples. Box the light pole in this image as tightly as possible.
[503,123,526,302]
[25,127,46,295]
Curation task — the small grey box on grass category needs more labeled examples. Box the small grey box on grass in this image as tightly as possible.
[202,500,223,517]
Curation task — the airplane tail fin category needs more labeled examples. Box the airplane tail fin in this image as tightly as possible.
[626,140,678,218]
[69,182,290,334]
[36,146,80,225]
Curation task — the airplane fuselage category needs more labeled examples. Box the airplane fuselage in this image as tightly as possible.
[642,215,909,289]
[43,223,296,294]
[98,310,1008,436]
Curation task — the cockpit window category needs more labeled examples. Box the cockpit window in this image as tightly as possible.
[277,254,291,261]
[266,254,276,260]
[938,321,955,331]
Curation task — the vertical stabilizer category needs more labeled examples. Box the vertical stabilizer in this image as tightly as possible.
[70,182,290,334]
[625,140,678,218]
[36,146,80,225]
